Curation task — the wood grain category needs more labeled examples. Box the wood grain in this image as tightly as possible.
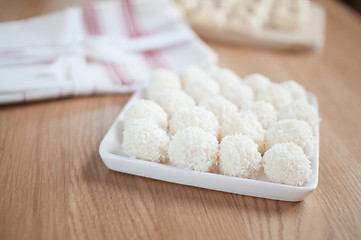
[1,0,361,239]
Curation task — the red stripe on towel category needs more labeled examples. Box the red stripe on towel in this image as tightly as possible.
[86,4,134,86]
[83,5,101,35]
[105,63,121,85]
[122,0,166,69]
[111,63,126,85]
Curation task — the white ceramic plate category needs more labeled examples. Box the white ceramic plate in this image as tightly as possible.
[99,91,319,202]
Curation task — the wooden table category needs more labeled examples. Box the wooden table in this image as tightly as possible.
[1,0,361,239]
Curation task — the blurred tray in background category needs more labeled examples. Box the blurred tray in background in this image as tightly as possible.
[177,0,326,51]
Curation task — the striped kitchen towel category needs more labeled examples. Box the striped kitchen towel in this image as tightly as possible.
[0,0,217,104]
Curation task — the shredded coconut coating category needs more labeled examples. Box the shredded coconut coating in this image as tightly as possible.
[189,8,227,28]
[179,0,198,13]
[185,78,220,104]
[221,82,254,108]
[243,73,271,96]
[122,119,170,163]
[219,134,262,178]
[278,101,319,129]
[168,127,219,171]
[228,13,263,33]
[179,66,207,88]
[256,83,292,110]
[170,106,219,136]
[145,69,181,100]
[281,80,308,101]
[220,111,264,152]
[155,89,196,118]
[263,142,312,186]
[210,68,242,89]
[265,119,315,158]
[200,96,238,124]
[123,99,168,130]
[242,101,277,129]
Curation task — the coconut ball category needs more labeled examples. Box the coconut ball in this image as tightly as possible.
[281,80,308,101]
[179,0,199,13]
[220,111,264,151]
[185,78,220,104]
[189,8,227,28]
[278,101,319,129]
[155,89,196,118]
[263,142,312,186]
[222,82,254,108]
[242,101,277,129]
[219,134,262,178]
[210,68,241,89]
[122,119,170,163]
[170,106,219,136]
[199,96,238,124]
[265,119,315,158]
[228,9,263,32]
[168,127,219,172]
[179,66,207,88]
[123,99,168,130]
[256,83,292,110]
[145,69,181,100]
[243,73,271,96]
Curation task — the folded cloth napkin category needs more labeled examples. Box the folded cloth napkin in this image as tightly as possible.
[0,0,217,104]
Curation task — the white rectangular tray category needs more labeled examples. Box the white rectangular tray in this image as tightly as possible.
[191,3,325,51]
[99,91,319,202]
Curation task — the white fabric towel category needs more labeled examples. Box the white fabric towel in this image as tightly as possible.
[0,0,218,104]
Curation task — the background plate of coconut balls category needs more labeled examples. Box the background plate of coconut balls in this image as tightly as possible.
[99,67,320,202]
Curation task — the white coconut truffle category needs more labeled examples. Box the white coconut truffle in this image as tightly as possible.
[243,73,271,96]
[278,101,319,129]
[200,96,238,124]
[281,80,308,101]
[263,142,312,186]
[189,8,227,28]
[179,0,199,13]
[168,127,219,172]
[185,78,220,104]
[222,82,254,108]
[257,83,292,110]
[145,69,181,100]
[170,106,219,136]
[269,4,306,30]
[265,119,315,158]
[155,89,196,117]
[219,134,262,178]
[220,111,264,151]
[242,101,277,129]
[198,0,216,10]
[123,99,168,130]
[122,119,170,163]
[210,68,241,89]
[228,10,263,32]
[179,66,207,88]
